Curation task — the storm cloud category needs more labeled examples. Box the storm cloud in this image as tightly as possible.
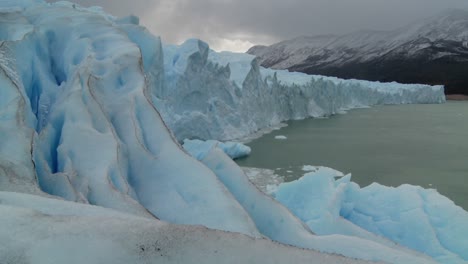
[48,0,468,51]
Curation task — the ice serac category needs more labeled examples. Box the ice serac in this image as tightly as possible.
[154,39,445,141]
[275,169,468,264]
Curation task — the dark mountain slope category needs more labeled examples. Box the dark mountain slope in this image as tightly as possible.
[248,10,468,95]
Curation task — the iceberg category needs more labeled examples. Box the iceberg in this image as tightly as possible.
[0,0,454,263]
[275,135,288,140]
[275,169,468,264]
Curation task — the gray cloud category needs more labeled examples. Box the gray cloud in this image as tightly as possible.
[48,0,468,51]
[45,0,156,17]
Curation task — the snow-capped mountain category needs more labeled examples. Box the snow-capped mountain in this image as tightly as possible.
[248,9,468,95]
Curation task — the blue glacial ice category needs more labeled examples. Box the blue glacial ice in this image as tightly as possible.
[2,0,259,235]
[155,39,445,141]
[183,139,251,160]
[275,168,468,264]
[184,143,439,263]
[0,0,458,263]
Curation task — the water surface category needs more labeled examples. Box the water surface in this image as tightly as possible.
[236,102,468,210]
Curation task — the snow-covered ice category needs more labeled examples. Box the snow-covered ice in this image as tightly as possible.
[0,1,458,263]
[275,135,288,140]
[0,191,379,264]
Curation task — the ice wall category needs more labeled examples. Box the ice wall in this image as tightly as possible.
[152,40,445,141]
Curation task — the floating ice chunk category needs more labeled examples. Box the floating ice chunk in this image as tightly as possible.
[302,166,345,178]
[275,169,468,263]
[302,165,318,171]
[241,167,284,195]
[275,135,288,140]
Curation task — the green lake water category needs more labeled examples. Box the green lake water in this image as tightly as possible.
[236,101,468,210]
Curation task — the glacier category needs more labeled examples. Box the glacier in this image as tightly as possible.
[157,39,445,141]
[0,0,460,263]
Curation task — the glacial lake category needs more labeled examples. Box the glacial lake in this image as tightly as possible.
[236,101,468,210]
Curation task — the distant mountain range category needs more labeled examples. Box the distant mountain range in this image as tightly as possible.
[247,10,468,95]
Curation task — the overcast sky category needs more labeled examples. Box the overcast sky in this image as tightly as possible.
[48,0,468,52]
